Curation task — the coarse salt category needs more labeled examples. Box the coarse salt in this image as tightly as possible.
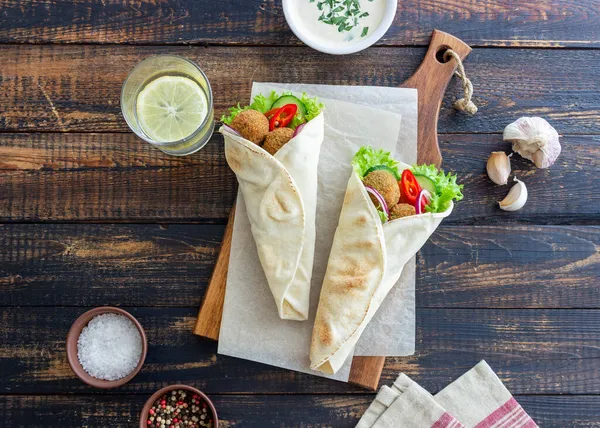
[77,313,142,381]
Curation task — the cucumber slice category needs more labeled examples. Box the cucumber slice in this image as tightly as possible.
[364,164,401,181]
[415,175,437,194]
[271,95,307,122]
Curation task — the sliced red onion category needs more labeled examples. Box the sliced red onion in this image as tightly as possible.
[415,189,432,214]
[222,124,241,136]
[364,185,389,219]
[292,122,306,138]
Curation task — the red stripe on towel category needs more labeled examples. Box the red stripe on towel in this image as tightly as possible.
[474,397,538,428]
[431,412,464,428]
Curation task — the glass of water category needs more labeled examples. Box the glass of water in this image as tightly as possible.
[121,55,214,156]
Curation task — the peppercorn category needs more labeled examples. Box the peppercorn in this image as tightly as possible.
[146,389,214,428]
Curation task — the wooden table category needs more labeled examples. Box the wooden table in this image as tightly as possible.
[1,1,599,426]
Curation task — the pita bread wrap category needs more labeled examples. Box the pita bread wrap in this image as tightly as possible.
[310,161,454,374]
[221,112,324,320]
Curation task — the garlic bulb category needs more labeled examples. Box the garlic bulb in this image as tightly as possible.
[499,177,528,211]
[503,117,561,168]
[487,151,511,185]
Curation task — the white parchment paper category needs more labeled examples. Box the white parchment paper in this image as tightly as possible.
[218,83,418,381]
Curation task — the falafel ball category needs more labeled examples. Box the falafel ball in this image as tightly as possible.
[363,170,400,209]
[230,110,269,145]
[389,203,416,220]
[262,127,295,155]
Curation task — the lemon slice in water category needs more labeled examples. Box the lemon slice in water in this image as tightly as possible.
[136,76,207,142]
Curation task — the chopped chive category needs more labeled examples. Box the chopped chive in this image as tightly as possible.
[314,0,374,34]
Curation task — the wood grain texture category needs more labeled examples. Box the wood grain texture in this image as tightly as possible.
[1,224,598,308]
[0,134,237,221]
[1,133,598,223]
[419,225,600,308]
[1,394,599,427]
[0,1,598,424]
[348,357,387,391]
[0,223,223,307]
[2,45,600,134]
[194,205,235,340]
[401,29,471,166]
[1,307,599,394]
[0,1,598,48]
[439,134,600,225]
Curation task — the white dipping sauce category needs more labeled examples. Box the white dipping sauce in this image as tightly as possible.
[291,0,386,48]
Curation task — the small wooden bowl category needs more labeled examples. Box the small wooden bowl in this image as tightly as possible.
[140,384,219,428]
[66,306,147,389]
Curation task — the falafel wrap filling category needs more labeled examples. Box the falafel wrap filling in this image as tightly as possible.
[220,94,324,320]
[310,146,462,374]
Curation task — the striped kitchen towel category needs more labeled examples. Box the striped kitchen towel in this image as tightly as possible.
[356,374,464,428]
[356,361,537,428]
[435,361,537,428]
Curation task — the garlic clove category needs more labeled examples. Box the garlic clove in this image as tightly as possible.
[499,177,528,212]
[503,117,561,169]
[486,151,511,185]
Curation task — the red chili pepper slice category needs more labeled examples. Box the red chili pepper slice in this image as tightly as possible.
[264,107,280,119]
[268,104,297,131]
[400,169,421,206]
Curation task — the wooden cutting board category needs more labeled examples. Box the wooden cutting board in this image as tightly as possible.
[194,30,472,391]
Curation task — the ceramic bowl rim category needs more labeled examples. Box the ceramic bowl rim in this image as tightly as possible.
[282,0,397,55]
[139,384,219,428]
[66,306,148,389]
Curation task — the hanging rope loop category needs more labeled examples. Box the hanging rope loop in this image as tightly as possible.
[443,50,478,115]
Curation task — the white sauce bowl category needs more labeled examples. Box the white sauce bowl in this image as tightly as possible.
[283,0,397,55]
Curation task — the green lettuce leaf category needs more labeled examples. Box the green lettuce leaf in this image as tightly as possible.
[220,104,251,125]
[249,91,279,114]
[377,209,389,224]
[411,164,464,213]
[220,91,278,125]
[221,91,324,128]
[351,146,400,178]
[284,92,324,129]
[300,92,324,122]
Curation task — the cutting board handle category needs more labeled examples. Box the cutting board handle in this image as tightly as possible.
[402,30,472,167]
[194,203,235,340]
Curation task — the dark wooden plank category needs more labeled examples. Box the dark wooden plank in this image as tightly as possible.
[387,309,600,395]
[1,224,598,308]
[441,134,600,225]
[1,394,599,427]
[0,223,223,307]
[1,307,599,394]
[0,134,237,221]
[0,1,598,48]
[2,45,599,134]
[0,132,220,170]
[517,396,600,427]
[419,226,600,308]
[0,133,598,223]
